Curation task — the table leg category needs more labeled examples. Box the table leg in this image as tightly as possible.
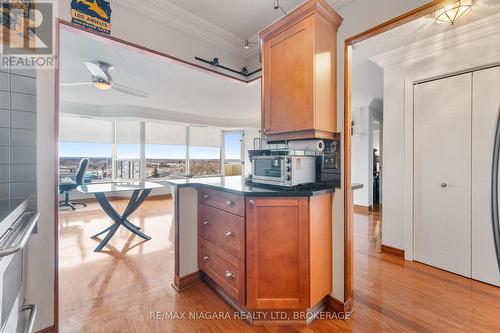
[93,190,153,252]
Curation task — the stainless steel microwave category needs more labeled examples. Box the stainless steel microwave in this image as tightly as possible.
[251,155,316,187]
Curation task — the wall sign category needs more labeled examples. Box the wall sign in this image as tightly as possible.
[71,0,111,35]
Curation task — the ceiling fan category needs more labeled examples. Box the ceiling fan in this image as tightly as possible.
[61,61,149,98]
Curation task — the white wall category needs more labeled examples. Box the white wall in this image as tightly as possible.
[351,98,382,207]
[376,15,500,251]
[31,2,437,330]
[351,105,370,205]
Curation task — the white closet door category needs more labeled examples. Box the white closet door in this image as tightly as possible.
[472,67,500,286]
[414,73,472,277]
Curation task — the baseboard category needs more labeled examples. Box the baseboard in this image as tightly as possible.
[35,326,55,333]
[353,205,371,213]
[172,271,201,292]
[381,244,405,258]
[326,296,352,315]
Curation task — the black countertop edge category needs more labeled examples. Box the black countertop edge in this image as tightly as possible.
[165,176,336,197]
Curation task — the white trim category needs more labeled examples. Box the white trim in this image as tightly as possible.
[372,12,500,68]
[118,0,353,60]
[118,0,258,59]
[402,56,500,261]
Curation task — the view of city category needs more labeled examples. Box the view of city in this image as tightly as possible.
[59,157,221,181]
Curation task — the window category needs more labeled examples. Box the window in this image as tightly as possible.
[189,146,221,176]
[145,145,186,178]
[58,116,113,182]
[223,131,243,176]
[145,122,187,179]
[189,126,222,177]
[115,121,141,179]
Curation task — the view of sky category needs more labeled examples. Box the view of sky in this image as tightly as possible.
[59,132,242,160]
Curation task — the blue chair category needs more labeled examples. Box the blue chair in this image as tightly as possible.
[59,158,89,211]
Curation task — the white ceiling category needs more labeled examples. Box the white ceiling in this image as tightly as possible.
[59,28,261,128]
[353,0,500,64]
[163,0,353,41]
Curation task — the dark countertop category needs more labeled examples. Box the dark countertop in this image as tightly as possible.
[352,183,364,190]
[166,176,336,197]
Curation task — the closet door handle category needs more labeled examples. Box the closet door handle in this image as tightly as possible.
[491,106,500,274]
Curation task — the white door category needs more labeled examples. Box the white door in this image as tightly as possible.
[472,67,500,286]
[414,73,472,277]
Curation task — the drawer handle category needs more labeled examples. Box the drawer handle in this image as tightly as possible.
[224,231,234,237]
[248,200,255,207]
[225,200,235,207]
[225,270,235,279]
[203,221,209,225]
[203,256,210,261]
[203,194,209,199]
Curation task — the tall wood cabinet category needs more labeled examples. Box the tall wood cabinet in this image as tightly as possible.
[259,0,342,141]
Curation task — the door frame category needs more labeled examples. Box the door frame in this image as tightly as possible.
[402,60,500,262]
[343,0,458,309]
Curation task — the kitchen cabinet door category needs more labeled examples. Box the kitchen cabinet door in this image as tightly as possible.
[262,16,315,137]
[246,197,309,309]
[260,0,342,141]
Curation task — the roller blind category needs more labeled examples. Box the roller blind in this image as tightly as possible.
[59,116,112,143]
[116,121,140,144]
[189,126,222,147]
[145,122,186,145]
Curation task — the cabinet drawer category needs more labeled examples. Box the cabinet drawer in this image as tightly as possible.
[198,188,245,217]
[198,204,245,260]
[198,237,245,304]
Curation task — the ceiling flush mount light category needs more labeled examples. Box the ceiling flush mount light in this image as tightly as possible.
[243,40,250,49]
[435,0,472,25]
[94,79,113,90]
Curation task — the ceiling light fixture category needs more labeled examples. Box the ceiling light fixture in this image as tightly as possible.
[94,80,113,90]
[243,39,250,50]
[435,0,472,25]
[274,0,287,16]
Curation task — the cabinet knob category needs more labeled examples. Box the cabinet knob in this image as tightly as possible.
[203,221,209,225]
[203,256,209,261]
[225,200,234,207]
[225,231,234,237]
[248,200,255,207]
[203,194,209,199]
[225,270,235,279]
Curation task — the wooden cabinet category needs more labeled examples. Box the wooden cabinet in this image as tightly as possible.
[246,194,332,309]
[197,187,333,312]
[259,0,342,141]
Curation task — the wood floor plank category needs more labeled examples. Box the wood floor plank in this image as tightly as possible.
[58,200,500,332]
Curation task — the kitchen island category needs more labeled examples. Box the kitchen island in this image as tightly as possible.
[167,176,336,324]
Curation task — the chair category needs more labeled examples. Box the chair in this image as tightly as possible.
[59,158,89,211]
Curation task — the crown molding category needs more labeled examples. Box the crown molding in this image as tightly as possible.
[371,12,500,68]
[329,0,355,10]
[117,0,255,59]
[117,0,353,61]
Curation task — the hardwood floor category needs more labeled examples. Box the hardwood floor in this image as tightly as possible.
[58,199,500,332]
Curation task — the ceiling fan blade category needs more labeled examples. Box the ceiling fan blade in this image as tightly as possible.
[84,61,109,81]
[60,82,94,86]
[113,83,149,98]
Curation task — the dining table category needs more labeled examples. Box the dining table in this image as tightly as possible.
[78,181,164,252]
